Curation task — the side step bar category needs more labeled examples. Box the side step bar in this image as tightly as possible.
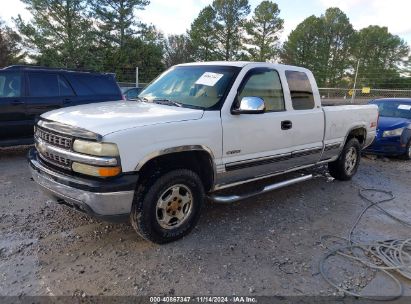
[208,174,313,204]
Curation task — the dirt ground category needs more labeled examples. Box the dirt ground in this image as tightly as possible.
[0,146,410,298]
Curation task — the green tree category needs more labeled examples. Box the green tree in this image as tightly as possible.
[281,16,326,83]
[164,34,193,68]
[139,24,164,46]
[108,36,164,83]
[352,25,409,88]
[212,0,250,60]
[189,5,220,61]
[0,19,24,67]
[99,24,165,83]
[281,8,354,87]
[15,0,96,68]
[90,0,152,80]
[90,0,149,49]
[245,0,283,62]
[321,8,355,87]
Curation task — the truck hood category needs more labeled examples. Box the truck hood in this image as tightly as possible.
[42,100,204,136]
[378,116,411,130]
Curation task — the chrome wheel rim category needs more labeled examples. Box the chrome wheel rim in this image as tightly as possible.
[156,184,193,230]
[408,145,411,158]
[345,147,358,175]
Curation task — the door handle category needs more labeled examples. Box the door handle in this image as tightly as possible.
[11,100,25,105]
[63,98,72,104]
[281,120,292,130]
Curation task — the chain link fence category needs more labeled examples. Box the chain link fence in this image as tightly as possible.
[118,82,149,89]
[319,88,411,105]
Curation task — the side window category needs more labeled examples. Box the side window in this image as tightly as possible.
[239,69,285,112]
[285,70,315,110]
[28,73,59,97]
[58,75,75,96]
[66,74,119,96]
[0,72,22,98]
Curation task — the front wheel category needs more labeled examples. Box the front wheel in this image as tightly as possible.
[328,138,361,181]
[130,169,205,244]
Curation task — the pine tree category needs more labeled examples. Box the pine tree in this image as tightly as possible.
[245,0,283,62]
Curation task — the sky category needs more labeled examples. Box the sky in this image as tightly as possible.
[1,0,411,44]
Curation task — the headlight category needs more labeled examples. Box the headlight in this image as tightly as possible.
[382,127,404,137]
[73,140,119,156]
[72,162,121,177]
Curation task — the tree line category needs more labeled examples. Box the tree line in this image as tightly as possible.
[0,0,409,88]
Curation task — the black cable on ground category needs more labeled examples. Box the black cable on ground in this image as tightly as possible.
[319,188,411,300]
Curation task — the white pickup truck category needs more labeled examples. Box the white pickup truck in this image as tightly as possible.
[29,62,378,243]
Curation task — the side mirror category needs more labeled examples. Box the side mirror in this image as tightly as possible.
[232,96,265,114]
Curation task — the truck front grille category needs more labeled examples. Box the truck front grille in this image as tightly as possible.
[39,151,72,169]
[35,127,72,150]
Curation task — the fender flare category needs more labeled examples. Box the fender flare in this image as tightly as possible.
[134,145,217,187]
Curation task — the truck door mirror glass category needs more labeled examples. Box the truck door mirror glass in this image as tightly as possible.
[232,97,265,114]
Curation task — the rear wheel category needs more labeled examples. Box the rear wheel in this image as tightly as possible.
[328,138,361,181]
[130,169,205,244]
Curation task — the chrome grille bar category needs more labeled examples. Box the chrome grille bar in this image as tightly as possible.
[35,137,118,167]
[35,126,72,149]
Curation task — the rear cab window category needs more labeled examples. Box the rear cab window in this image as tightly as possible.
[0,72,22,98]
[285,70,315,110]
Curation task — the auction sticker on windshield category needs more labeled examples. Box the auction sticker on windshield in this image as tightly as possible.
[398,104,411,110]
[195,72,224,86]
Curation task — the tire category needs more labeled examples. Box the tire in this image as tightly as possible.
[328,138,361,181]
[403,140,411,160]
[130,169,205,244]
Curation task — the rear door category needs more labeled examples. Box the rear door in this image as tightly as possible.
[26,72,63,128]
[0,71,29,140]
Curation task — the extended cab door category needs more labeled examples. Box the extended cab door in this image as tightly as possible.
[218,66,324,187]
[0,71,30,141]
[282,70,324,167]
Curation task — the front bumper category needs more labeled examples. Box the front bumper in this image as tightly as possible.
[364,137,406,156]
[28,149,138,222]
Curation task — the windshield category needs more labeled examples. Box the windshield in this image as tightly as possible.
[139,65,240,109]
[373,100,411,119]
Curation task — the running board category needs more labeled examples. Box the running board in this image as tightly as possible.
[208,174,313,204]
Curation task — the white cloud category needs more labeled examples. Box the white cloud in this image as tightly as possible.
[135,0,213,36]
[318,0,368,11]
[0,0,31,24]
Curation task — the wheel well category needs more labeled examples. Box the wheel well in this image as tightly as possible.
[346,127,366,146]
[137,151,215,192]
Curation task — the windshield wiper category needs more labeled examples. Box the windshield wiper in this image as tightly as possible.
[152,99,183,107]
[136,96,149,102]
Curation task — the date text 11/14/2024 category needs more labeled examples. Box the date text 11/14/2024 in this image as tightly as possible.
[149,296,257,303]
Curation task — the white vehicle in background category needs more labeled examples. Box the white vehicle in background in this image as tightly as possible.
[29,61,378,243]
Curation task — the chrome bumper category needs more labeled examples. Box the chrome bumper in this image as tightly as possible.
[29,150,136,220]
